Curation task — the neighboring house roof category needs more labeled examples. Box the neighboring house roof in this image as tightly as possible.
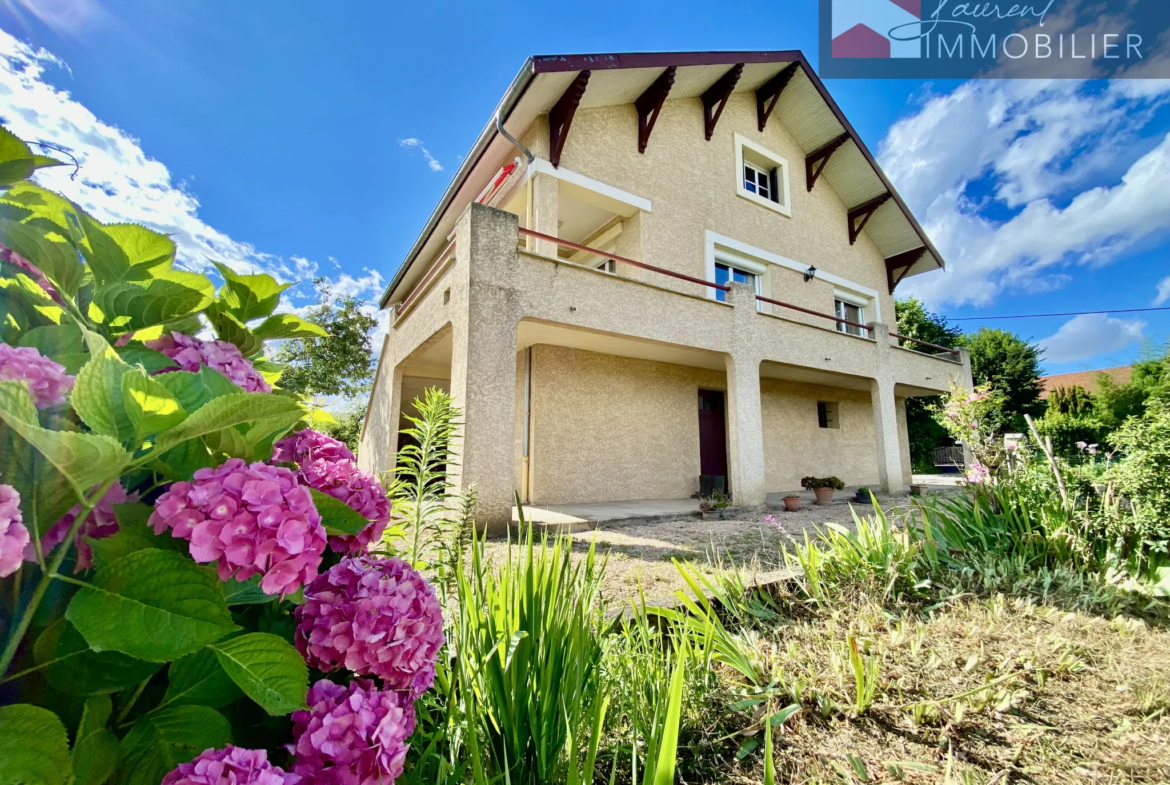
[1039,366,1133,398]
[379,51,946,309]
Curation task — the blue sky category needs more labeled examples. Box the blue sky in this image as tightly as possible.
[0,0,1166,375]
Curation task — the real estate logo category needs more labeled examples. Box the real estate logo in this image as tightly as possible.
[819,0,1170,79]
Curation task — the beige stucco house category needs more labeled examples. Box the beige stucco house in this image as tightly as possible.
[358,51,972,529]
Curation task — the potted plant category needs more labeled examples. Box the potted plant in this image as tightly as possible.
[802,476,845,505]
[699,489,732,519]
[854,486,873,504]
[782,493,802,512]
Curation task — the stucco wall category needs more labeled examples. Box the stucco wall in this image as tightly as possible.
[528,92,896,330]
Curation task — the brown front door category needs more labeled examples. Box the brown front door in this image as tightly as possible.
[697,389,728,493]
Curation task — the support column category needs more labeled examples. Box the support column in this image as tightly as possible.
[529,172,559,258]
[867,322,907,494]
[725,282,767,507]
[448,202,523,533]
[357,335,403,478]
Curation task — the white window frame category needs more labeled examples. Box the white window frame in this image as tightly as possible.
[734,133,792,217]
[833,289,871,337]
[711,249,765,309]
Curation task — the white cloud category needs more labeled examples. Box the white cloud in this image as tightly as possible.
[0,27,376,309]
[3,0,106,37]
[398,137,443,172]
[880,79,1170,307]
[1156,276,1170,306]
[1038,313,1146,364]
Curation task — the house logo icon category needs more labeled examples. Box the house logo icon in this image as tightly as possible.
[831,0,923,59]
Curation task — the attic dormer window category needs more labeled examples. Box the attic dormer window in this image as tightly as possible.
[734,133,791,217]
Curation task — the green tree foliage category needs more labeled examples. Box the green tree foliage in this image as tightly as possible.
[1095,348,1170,429]
[319,405,364,453]
[1034,385,1108,458]
[894,298,962,472]
[957,327,1044,432]
[1104,398,1170,568]
[273,280,378,399]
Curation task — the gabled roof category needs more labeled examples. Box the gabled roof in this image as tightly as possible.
[379,51,944,308]
[1039,366,1133,398]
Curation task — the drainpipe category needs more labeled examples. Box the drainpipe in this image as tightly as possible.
[521,347,533,503]
[497,107,534,164]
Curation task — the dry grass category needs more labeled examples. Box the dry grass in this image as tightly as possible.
[698,593,1170,784]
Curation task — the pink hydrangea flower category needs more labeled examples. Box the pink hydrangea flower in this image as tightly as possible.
[1,245,59,302]
[300,459,389,555]
[0,344,74,408]
[274,429,355,465]
[150,459,326,595]
[291,679,415,785]
[26,481,135,571]
[148,332,271,393]
[966,462,990,484]
[0,484,29,578]
[162,745,298,785]
[295,557,444,696]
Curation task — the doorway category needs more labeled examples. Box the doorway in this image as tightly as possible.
[697,389,729,495]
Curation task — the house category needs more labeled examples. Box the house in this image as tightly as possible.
[1039,366,1132,399]
[358,51,973,529]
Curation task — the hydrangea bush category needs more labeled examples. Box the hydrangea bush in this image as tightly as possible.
[0,126,439,785]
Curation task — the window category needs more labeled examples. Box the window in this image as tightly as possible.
[835,299,865,337]
[595,258,615,273]
[817,401,840,429]
[734,134,791,217]
[714,262,757,303]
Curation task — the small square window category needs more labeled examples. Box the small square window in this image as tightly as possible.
[743,162,773,202]
[735,134,791,217]
[817,401,840,430]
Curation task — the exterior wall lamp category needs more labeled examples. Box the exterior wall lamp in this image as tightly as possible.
[804,266,817,282]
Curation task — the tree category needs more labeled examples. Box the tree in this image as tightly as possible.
[273,280,378,400]
[895,298,963,472]
[956,327,1044,433]
[1095,347,1170,429]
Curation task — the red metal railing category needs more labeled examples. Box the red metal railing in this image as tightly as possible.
[755,294,871,335]
[518,227,729,293]
[396,239,455,321]
[890,332,961,357]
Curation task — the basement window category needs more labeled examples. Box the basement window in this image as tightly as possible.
[735,133,791,217]
[817,401,840,430]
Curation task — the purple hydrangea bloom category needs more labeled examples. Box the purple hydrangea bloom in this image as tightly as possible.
[26,481,134,571]
[291,678,415,785]
[1,245,59,302]
[274,429,355,465]
[149,459,326,595]
[300,459,389,555]
[295,556,444,696]
[148,332,272,393]
[162,745,299,785]
[0,344,74,409]
[0,484,29,578]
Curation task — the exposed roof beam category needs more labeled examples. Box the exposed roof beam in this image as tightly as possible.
[549,71,590,168]
[847,193,892,245]
[635,67,676,154]
[885,247,927,293]
[805,132,851,192]
[756,62,799,132]
[701,64,744,141]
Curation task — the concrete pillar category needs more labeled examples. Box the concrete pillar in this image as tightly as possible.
[867,322,907,494]
[529,172,559,258]
[357,335,403,478]
[448,202,523,533]
[724,282,767,507]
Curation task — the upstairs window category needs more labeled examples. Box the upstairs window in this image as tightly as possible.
[735,134,791,217]
[835,298,866,337]
[714,262,757,303]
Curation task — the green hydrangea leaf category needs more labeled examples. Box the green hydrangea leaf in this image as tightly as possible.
[207,306,264,357]
[252,313,328,341]
[156,368,240,415]
[18,323,87,374]
[0,126,38,185]
[0,217,84,297]
[209,632,308,715]
[155,392,304,454]
[65,549,239,662]
[221,575,277,605]
[72,331,135,442]
[80,220,174,286]
[116,344,178,375]
[122,369,188,439]
[0,379,131,496]
[0,704,71,785]
[212,261,291,322]
[163,649,243,709]
[150,438,216,482]
[0,382,81,532]
[33,619,162,695]
[115,706,231,785]
[87,503,184,572]
[308,487,369,536]
[94,269,213,331]
[71,696,120,785]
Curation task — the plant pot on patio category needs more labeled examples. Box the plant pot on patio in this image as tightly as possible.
[813,487,835,505]
[801,476,845,506]
[783,495,801,512]
[854,487,873,504]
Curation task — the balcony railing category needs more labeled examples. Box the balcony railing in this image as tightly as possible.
[516,227,960,360]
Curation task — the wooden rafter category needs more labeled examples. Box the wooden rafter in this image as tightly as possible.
[756,62,799,132]
[885,247,928,292]
[701,64,744,140]
[805,132,851,192]
[847,193,892,245]
[549,71,590,168]
[635,67,676,154]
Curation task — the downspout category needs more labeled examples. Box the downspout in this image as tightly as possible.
[496,107,534,165]
[498,107,537,255]
[521,347,533,503]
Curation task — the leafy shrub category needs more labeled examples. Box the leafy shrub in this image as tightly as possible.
[1103,398,1170,568]
[800,476,844,490]
[0,125,440,785]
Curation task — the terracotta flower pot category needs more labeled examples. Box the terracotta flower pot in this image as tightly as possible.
[813,487,835,505]
[783,496,801,512]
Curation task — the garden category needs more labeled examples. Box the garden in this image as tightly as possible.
[1,123,1169,785]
